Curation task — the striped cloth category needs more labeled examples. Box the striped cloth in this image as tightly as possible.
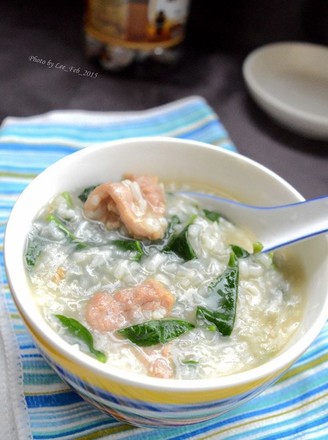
[0,96,327,439]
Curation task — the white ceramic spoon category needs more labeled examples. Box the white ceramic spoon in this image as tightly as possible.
[179,192,328,252]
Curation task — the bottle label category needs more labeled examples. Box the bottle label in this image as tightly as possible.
[85,0,190,49]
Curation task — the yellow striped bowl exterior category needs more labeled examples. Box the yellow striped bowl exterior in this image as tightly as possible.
[27,321,288,427]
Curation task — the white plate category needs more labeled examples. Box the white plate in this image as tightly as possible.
[242,42,328,140]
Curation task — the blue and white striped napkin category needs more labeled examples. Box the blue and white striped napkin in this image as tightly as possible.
[1,96,327,440]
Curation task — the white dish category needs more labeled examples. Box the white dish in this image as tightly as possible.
[242,42,328,140]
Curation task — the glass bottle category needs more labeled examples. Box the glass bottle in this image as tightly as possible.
[84,0,191,71]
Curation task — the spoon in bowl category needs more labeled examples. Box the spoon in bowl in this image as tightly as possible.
[179,192,328,252]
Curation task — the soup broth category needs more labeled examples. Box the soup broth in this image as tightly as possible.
[25,175,303,380]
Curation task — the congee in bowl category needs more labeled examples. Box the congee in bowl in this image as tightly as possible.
[25,174,303,380]
[5,137,328,427]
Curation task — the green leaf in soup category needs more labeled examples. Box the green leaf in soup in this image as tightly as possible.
[46,214,75,240]
[253,241,264,253]
[182,359,199,365]
[145,215,181,253]
[55,314,106,363]
[163,215,197,261]
[78,185,98,203]
[166,215,181,235]
[25,239,42,267]
[197,306,234,337]
[230,244,250,259]
[181,359,199,366]
[46,214,87,249]
[231,242,264,258]
[61,191,73,208]
[111,239,143,261]
[117,319,195,347]
[197,250,239,336]
[203,209,221,222]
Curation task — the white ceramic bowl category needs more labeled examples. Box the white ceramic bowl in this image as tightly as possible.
[243,42,328,139]
[4,137,328,427]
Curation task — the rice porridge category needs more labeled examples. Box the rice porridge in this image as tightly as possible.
[25,174,303,380]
